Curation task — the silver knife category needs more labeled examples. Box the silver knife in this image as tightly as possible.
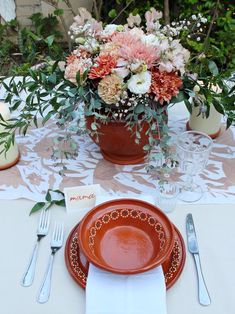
[186,213,211,306]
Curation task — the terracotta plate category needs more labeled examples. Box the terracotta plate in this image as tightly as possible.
[78,199,175,274]
[65,222,186,290]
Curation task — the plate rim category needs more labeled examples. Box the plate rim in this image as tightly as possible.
[65,221,186,290]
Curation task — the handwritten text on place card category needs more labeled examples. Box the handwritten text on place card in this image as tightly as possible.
[64,184,101,212]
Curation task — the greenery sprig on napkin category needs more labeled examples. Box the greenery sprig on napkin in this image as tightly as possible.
[30,189,65,215]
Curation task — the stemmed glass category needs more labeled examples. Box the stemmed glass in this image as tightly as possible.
[176,131,213,202]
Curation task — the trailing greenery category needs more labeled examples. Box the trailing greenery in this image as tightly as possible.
[0,62,173,177]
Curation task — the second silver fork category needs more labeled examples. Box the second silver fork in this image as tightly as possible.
[21,209,50,287]
[37,222,64,304]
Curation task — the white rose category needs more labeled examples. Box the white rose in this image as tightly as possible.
[127,71,151,94]
[102,24,119,36]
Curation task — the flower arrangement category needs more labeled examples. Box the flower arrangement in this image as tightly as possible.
[65,7,189,104]
[0,7,234,175]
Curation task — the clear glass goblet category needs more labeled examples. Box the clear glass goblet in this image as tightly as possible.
[176,131,213,202]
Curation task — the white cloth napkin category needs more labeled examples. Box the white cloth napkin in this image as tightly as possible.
[85,194,167,314]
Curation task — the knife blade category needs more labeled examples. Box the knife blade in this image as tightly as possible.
[186,213,211,306]
[186,213,199,254]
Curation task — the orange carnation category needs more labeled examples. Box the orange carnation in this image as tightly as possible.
[88,55,117,79]
[150,69,182,104]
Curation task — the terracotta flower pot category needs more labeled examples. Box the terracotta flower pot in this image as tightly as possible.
[86,116,153,165]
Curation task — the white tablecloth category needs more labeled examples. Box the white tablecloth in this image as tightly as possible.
[0,199,234,314]
[1,83,235,313]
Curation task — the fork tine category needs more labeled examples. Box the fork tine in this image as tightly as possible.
[57,224,61,241]
[52,222,57,241]
[55,223,59,241]
[38,209,45,229]
[57,223,63,241]
[60,223,64,242]
[44,210,50,230]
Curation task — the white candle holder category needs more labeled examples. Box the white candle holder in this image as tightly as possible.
[0,102,20,170]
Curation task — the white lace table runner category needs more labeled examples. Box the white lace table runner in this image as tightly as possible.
[0,106,235,204]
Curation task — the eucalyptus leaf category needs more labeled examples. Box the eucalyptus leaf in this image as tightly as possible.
[213,100,225,115]
[208,60,219,76]
[30,202,46,215]
[45,190,52,202]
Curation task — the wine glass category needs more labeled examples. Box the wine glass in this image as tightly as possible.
[176,131,213,202]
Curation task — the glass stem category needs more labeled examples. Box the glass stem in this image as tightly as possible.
[185,174,195,191]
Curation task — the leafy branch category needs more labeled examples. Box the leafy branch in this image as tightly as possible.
[30,189,65,215]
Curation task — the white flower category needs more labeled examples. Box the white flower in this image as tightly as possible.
[113,59,130,78]
[141,34,160,47]
[196,37,201,41]
[58,61,66,71]
[159,61,174,73]
[129,27,144,39]
[192,15,197,20]
[75,37,86,44]
[210,84,222,94]
[127,13,141,27]
[159,38,170,51]
[127,71,151,94]
[114,67,130,78]
[83,38,99,53]
[193,85,200,93]
[198,53,206,60]
[130,61,147,73]
[102,24,119,36]
[201,17,207,23]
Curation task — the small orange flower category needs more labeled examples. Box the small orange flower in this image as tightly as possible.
[66,55,78,65]
[150,69,182,104]
[89,55,117,79]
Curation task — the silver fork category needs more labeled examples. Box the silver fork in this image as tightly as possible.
[37,222,64,304]
[21,209,50,287]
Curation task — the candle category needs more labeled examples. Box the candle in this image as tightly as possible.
[0,101,11,120]
[0,101,20,170]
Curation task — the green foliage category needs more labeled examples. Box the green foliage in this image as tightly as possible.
[0,20,18,75]
[176,1,235,74]
[0,11,65,76]
[104,0,163,23]
[17,12,64,65]
[30,189,65,215]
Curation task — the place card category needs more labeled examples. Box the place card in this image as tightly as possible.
[64,184,101,213]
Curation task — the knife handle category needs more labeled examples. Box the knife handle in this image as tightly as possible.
[193,253,211,306]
